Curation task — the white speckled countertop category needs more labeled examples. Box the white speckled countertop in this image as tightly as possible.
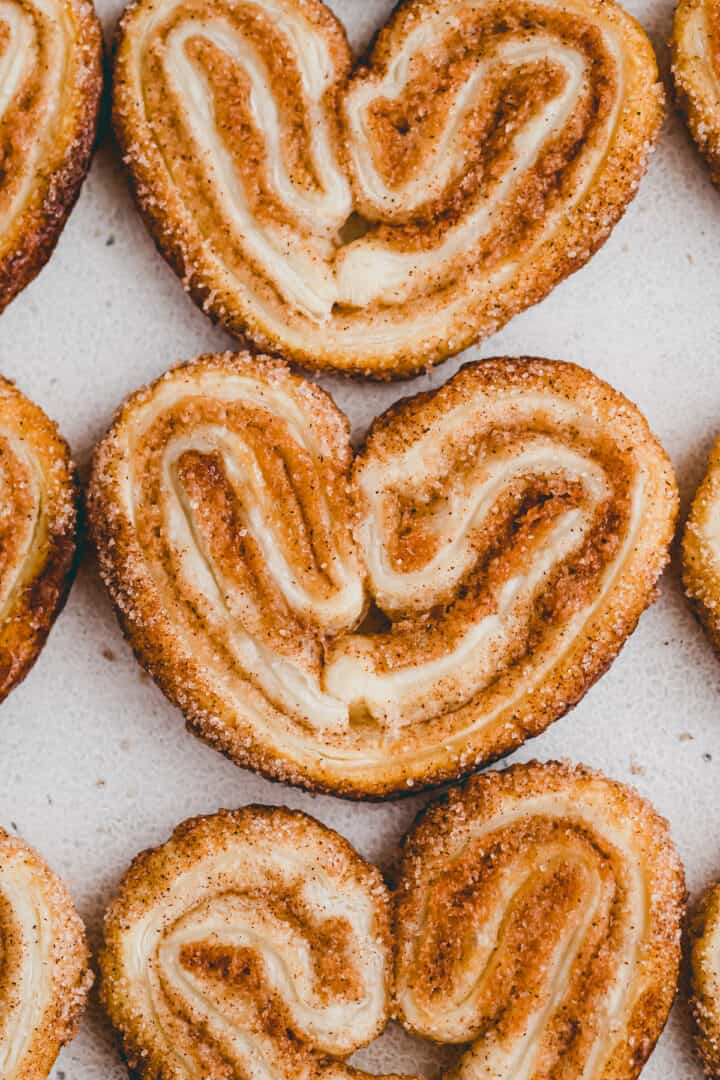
[1,0,718,1075]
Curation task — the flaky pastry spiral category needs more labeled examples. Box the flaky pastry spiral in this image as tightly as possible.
[0,376,78,703]
[672,0,720,183]
[683,435,720,653]
[689,881,720,1076]
[88,352,677,798]
[113,0,663,377]
[395,760,685,1079]
[0,0,102,311]
[100,806,411,1080]
[0,826,91,1080]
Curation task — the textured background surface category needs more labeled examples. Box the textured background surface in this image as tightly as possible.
[1,0,717,1075]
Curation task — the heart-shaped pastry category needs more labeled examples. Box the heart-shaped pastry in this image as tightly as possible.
[112,0,663,377]
[0,0,102,312]
[0,827,91,1080]
[99,761,684,1080]
[683,434,720,652]
[88,353,677,798]
[689,878,720,1075]
[672,0,720,183]
[0,377,78,704]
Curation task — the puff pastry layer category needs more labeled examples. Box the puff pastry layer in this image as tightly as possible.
[690,880,720,1075]
[100,806,409,1080]
[672,0,720,183]
[683,435,720,652]
[88,353,677,798]
[113,0,663,377]
[0,827,91,1080]
[0,0,102,311]
[0,376,78,703]
[395,760,685,1079]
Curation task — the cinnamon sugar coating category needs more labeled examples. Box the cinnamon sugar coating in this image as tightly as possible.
[113,0,663,377]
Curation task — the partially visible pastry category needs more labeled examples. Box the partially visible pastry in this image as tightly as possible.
[690,881,720,1075]
[0,827,91,1080]
[88,352,678,797]
[100,806,412,1080]
[113,0,663,377]
[672,0,720,183]
[683,435,720,651]
[0,0,102,310]
[395,761,685,1079]
[0,377,78,703]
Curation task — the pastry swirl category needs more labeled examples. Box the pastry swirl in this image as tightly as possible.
[672,0,720,183]
[0,0,102,311]
[100,806,410,1080]
[0,826,91,1080]
[0,377,78,703]
[683,435,720,652]
[88,352,677,797]
[394,761,685,1079]
[113,0,663,377]
[689,881,720,1075]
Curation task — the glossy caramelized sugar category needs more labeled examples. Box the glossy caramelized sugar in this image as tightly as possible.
[100,806,411,1080]
[0,827,91,1080]
[689,879,720,1075]
[395,761,685,1080]
[683,434,720,653]
[88,353,677,798]
[113,0,663,377]
[0,377,78,704]
[0,0,102,311]
[672,0,720,182]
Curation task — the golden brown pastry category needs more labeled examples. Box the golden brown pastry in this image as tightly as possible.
[113,0,663,378]
[0,0,102,311]
[395,760,685,1079]
[683,435,720,652]
[672,0,720,183]
[689,881,720,1075]
[0,377,78,703]
[0,826,92,1080]
[88,352,677,797]
[100,805,412,1080]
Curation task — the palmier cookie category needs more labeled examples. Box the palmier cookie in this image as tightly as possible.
[672,0,720,183]
[683,435,720,652]
[112,0,664,378]
[0,377,78,703]
[0,827,91,1080]
[100,806,412,1080]
[0,0,102,312]
[88,353,677,798]
[689,881,720,1075]
[395,760,685,1079]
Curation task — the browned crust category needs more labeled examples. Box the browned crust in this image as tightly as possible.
[99,805,395,1080]
[395,760,686,1078]
[0,0,104,313]
[689,881,720,1075]
[671,0,720,185]
[0,826,92,1079]
[683,434,720,653]
[111,0,664,379]
[0,376,79,705]
[87,352,677,800]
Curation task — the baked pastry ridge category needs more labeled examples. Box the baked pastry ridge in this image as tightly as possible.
[395,761,685,1079]
[690,880,720,1075]
[113,0,664,376]
[672,0,720,182]
[100,805,412,1080]
[0,0,102,310]
[88,352,678,797]
[683,434,720,651]
[0,827,91,1080]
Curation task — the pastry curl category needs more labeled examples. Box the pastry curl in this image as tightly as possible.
[100,805,411,1080]
[0,826,91,1080]
[88,352,677,798]
[689,881,720,1076]
[683,435,720,652]
[672,0,720,183]
[395,760,685,1079]
[0,377,78,703]
[0,0,102,311]
[112,0,663,377]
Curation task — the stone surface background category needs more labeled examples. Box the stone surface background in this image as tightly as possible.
[1,0,717,1074]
